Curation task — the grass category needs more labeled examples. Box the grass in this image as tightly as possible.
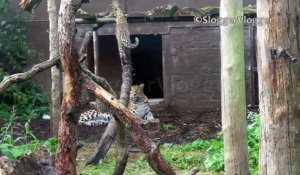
[77,142,220,175]
[77,112,259,175]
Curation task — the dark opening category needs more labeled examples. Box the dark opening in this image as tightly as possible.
[131,35,163,99]
[96,34,163,99]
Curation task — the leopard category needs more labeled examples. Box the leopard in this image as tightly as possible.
[79,84,159,126]
[115,9,139,65]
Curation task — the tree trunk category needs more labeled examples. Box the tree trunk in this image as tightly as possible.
[257,0,300,174]
[112,48,133,174]
[86,120,117,165]
[87,1,131,167]
[220,0,249,174]
[48,0,61,136]
[56,0,81,174]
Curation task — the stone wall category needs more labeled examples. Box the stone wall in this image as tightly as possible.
[76,22,257,112]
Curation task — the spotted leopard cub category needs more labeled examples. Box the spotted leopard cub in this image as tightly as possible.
[128,84,159,124]
[79,84,159,126]
[115,9,139,65]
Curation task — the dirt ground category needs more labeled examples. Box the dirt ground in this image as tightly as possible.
[29,111,221,144]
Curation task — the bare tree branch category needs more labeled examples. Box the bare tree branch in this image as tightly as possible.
[0,56,59,94]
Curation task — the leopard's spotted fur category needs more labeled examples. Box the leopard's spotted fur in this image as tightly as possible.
[115,10,139,65]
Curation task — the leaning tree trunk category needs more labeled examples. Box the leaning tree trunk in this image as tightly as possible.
[56,0,82,174]
[257,0,300,174]
[220,0,249,174]
[112,47,133,174]
[47,0,61,136]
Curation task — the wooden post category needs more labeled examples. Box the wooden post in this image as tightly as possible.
[257,0,300,174]
[220,0,249,174]
[48,0,61,136]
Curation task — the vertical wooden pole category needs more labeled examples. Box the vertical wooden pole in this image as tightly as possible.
[220,0,249,174]
[48,0,61,136]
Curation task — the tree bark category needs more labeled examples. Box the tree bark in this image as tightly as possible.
[48,0,61,136]
[257,0,300,174]
[56,0,81,174]
[82,73,177,175]
[220,0,249,174]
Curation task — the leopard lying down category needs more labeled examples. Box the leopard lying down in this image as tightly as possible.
[79,84,159,126]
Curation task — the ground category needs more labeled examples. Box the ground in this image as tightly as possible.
[29,110,221,144]
[28,111,222,174]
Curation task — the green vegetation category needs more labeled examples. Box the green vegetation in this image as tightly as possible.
[0,135,57,160]
[247,112,260,174]
[0,0,37,71]
[0,69,50,121]
[0,110,57,160]
[0,0,49,121]
[78,112,260,175]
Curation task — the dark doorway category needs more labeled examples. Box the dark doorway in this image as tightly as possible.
[96,34,163,98]
[131,35,163,99]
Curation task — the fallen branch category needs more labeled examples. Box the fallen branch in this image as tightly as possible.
[0,56,59,94]
[82,72,176,175]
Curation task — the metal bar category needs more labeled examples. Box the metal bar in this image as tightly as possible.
[75,17,116,24]
[75,16,195,24]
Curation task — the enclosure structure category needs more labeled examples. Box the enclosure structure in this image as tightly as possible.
[76,18,257,112]
[10,0,257,112]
